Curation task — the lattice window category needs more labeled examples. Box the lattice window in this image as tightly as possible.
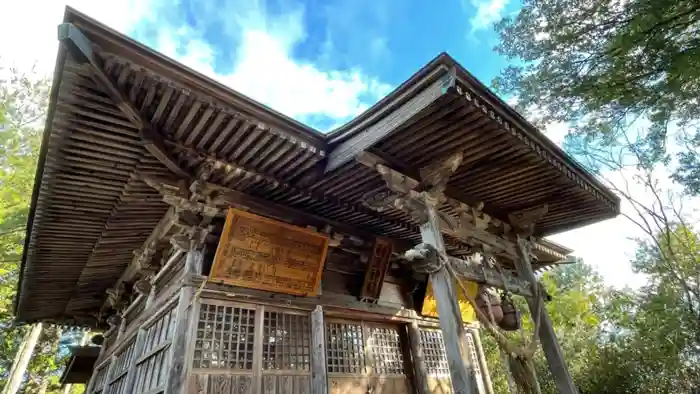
[465,330,482,379]
[419,328,450,377]
[262,310,310,371]
[193,303,256,369]
[326,322,366,374]
[366,326,405,375]
[133,306,177,393]
[106,339,136,394]
[90,362,111,393]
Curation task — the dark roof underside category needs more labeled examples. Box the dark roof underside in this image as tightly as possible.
[15,7,619,325]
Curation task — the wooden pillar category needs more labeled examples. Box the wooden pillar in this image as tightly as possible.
[3,323,43,394]
[252,305,265,394]
[420,202,477,394]
[407,322,430,394]
[514,237,577,394]
[311,305,328,394]
[164,247,201,394]
[471,329,494,394]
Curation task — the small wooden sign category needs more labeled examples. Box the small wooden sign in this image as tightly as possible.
[421,279,479,323]
[210,208,329,296]
[360,238,393,301]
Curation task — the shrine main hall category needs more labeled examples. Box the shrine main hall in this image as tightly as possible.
[16,7,619,394]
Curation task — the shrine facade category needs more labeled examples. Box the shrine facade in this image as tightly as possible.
[15,7,619,394]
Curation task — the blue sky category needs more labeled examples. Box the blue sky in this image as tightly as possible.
[121,0,520,131]
[2,0,652,289]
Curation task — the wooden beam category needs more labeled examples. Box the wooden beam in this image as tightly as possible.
[142,175,414,252]
[514,238,578,394]
[326,66,456,172]
[446,256,533,297]
[421,204,478,394]
[357,151,518,256]
[57,23,190,180]
[311,306,328,394]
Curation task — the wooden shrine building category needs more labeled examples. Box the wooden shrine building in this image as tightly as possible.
[15,7,620,394]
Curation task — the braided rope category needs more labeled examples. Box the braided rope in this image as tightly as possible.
[407,243,543,394]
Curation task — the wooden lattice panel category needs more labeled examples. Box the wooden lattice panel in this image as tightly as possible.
[193,303,256,369]
[106,339,136,394]
[262,310,311,371]
[90,362,110,393]
[419,329,450,377]
[465,330,483,381]
[133,306,176,393]
[366,326,405,375]
[326,322,366,374]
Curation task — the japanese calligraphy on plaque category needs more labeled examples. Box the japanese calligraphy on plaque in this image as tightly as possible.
[210,208,329,296]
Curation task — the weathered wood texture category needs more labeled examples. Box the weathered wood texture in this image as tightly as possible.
[359,238,393,302]
[469,329,493,394]
[165,286,196,394]
[420,204,477,394]
[210,208,329,296]
[514,239,578,394]
[189,374,254,394]
[20,11,618,327]
[326,319,412,394]
[311,306,328,394]
[408,322,430,394]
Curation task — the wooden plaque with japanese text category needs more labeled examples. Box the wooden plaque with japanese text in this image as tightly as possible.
[210,208,329,296]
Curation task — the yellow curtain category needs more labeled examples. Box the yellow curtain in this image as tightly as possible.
[421,279,479,323]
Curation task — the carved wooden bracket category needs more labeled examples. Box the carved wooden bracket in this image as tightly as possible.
[419,152,463,193]
[508,205,549,237]
[105,282,128,313]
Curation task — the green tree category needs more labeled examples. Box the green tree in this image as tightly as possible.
[0,64,73,393]
[0,63,47,389]
[482,263,605,393]
[492,0,700,193]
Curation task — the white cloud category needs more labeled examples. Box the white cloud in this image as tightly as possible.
[467,0,510,33]
[2,0,391,130]
[0,0,153,76]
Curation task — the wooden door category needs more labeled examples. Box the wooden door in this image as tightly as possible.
[326,320,411,394]
[419,328,452,394]
[188,301,312,394]
[418,327,486,394]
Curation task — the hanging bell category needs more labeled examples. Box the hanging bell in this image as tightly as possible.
[476,287,503,325]
[498,294,521,331]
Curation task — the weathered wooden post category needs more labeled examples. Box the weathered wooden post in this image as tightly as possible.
[407,322,431,394]
[419,197,479,394]
[165,244,202,393]
[509,210,578,394]
[515,237,578,394]
[311,305,328,394]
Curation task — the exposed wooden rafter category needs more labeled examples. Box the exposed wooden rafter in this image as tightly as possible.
[58,23,190,180]
[325,66,457,172]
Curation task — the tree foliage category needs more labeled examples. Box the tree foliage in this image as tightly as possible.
[0,64,76,393]
[493,0,700,193]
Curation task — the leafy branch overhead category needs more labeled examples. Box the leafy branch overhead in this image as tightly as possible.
[493,0,700,193]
